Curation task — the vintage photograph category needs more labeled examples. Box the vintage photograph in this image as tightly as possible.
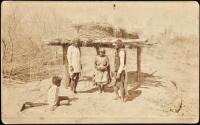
[1,1,199,123]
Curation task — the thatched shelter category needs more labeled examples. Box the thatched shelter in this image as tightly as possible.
[44,22,155,86]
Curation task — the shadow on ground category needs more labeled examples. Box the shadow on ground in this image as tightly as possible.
[127,89,142,102]
[78,71,165,102]
[78,76,114,93]
[78,85,114,93]
[126,71,165,90]
[78,87,99,93]
[80,71,164,89]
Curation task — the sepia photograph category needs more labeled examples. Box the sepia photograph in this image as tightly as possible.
[1,1,199,124]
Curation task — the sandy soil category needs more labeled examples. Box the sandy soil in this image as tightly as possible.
[2,38,199,123]
[1,1,199,124]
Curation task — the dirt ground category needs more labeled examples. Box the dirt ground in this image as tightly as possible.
[2,38,199,123]
[1,1,199,124]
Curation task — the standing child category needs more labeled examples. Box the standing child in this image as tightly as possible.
[93,48,110,93]
[20,76,70,112]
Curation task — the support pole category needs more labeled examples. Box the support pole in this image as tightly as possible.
[137,47,141,83]
[62,45,69,88]
[95,46,100,55]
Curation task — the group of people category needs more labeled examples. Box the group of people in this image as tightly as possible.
[20,38,129,112]
[67,38,128,101]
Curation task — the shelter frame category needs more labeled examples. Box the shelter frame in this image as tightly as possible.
[45,38,153,87]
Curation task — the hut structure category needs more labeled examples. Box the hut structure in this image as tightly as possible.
[45,22,155,86]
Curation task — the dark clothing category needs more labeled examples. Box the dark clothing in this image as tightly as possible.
[71,73,80,81]
[56,96,70,106]
[70,73,80,93]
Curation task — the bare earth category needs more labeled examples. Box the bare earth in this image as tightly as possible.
[1,1,199,124]
[2,40,199,123]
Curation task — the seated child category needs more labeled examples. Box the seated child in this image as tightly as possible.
[20,76,70,112]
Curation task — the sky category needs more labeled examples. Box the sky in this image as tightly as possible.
[2,1,199,38]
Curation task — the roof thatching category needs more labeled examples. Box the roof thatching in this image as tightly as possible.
[78,22,139,40]
[44,22,154,48]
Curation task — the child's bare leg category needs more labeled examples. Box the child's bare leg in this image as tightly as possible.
[70,74,75,91]
[57,96,70,106]
[101,84,107,93]
[113,86,121,100]
[73,74,79,93]
[73,79,78,93]
[70,79,75,92]
[93,75,96,86]
[98,85,102,93]
[124,81,129,101]
[102,82,108,92]
[20,102,48,112]
[68,78,71,87]
[102,85,105,92]
[120,86,125,102]
[93,82,97,86]
[25,102,48,107]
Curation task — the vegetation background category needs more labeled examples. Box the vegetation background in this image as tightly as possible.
[1,1,199,123]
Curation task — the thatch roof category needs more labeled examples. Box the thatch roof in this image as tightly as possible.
[78,22,139,40]
[44,22,154,48]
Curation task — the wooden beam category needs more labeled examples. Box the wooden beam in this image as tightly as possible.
[137,47,141,83]
[44,38,153,48]
[62,45,69,88]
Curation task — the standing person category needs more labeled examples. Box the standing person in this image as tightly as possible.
[93,48,110,93]
[67,38,82,94]
[113,39,128,102]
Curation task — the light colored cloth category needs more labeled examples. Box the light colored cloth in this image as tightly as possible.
[47,84,59,107]
[94,70,109,84]
[67,45,81,74]
[94,55,110,84]
[117,48,126,75]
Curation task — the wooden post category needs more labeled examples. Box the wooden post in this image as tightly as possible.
[62,45,69,88]
[137,47,141,83]
[95,46,100,55]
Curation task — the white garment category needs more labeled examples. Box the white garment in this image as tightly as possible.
[47,84,59,107]
[117,48,126,75]
[67,45,81,74]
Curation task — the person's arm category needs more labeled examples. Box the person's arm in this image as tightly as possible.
[67,46,72,66]
[117,50,125,75]
[48,84,52,90]
[94,56,98,69]
[78,47,83,70]
[101,56,109,70]
[67,46,74,72]
[105,56,110,68]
